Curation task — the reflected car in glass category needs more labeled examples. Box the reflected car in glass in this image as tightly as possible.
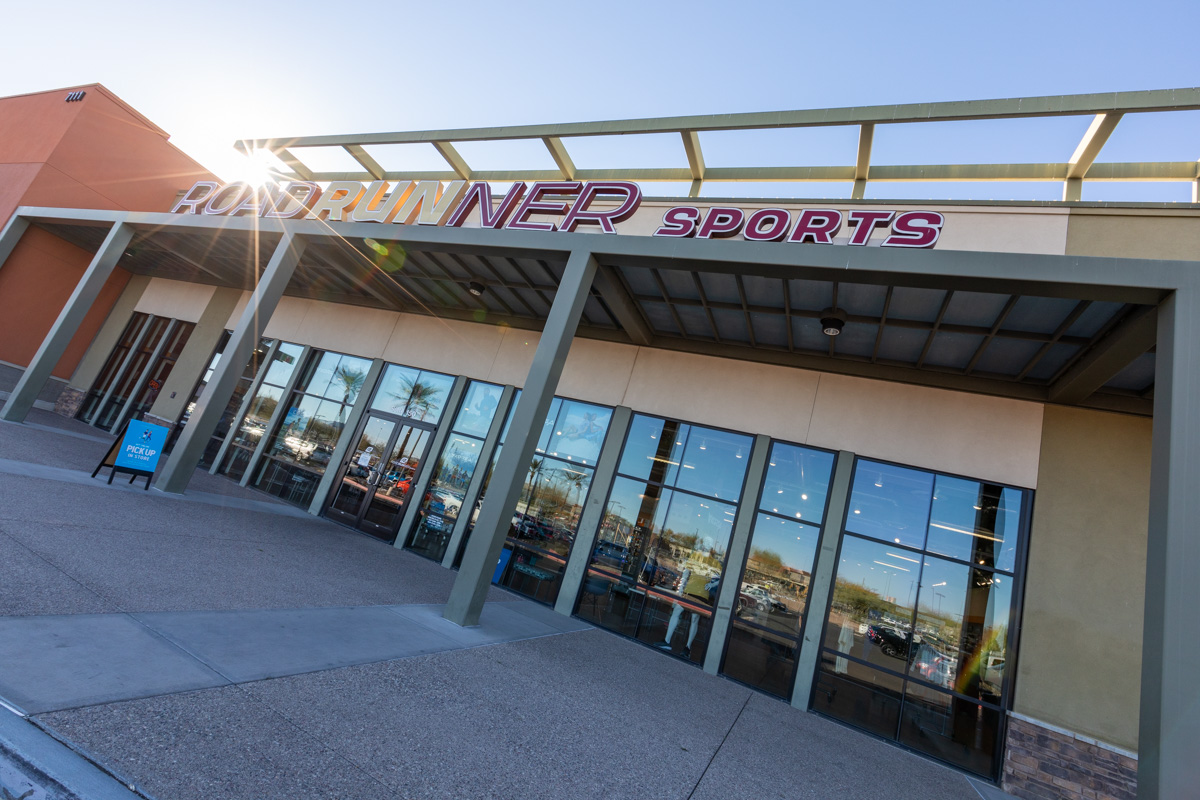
[867,624,912,659]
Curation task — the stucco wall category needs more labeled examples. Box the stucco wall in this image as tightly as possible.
[128,284,1047,488]
[1015,404,1151,750]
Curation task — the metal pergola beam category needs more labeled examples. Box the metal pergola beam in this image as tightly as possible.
[239,88,1200,149]
[236,88,1200,201]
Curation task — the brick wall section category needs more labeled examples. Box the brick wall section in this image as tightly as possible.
[1003,716,1137,800]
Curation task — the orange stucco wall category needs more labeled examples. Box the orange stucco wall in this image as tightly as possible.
[0,84,214,379]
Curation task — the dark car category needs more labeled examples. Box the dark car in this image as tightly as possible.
[867,625,912,659]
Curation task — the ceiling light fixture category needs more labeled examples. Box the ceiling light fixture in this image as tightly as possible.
[467,279,486,296]
[820,307,847,336]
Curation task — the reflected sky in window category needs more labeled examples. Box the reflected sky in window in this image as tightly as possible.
[760,443,835,524]
[927,476,1022,573]
[846,461,934,549]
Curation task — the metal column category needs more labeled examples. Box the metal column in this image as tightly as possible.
[440,385,516,569]
[444,249,598,627]
[791,450,855,710]
[1138,288,1200,799]
[0,213,30,270]
[154,232,306,494]
[1,220,135,423]
[702,434,772,675]
[553,405,633,617]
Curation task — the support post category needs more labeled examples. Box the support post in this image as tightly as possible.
[1,220,134,423]
[62,275,150,417]
[1138,288,1200,799]
[0,213,30,270]
[791,450,855,709]
[238,345,312,487]
[440,385,516,569]
[154,233,305,494]
[445,250,598,626]
[703,434,772,675]
[393,375,469,542]
[553,406,633,617]
[306,358,386,516]
[147,287,243,425]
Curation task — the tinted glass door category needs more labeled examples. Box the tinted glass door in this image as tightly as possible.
[325,412,432,541]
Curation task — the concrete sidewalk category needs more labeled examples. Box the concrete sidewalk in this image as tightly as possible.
[0,411,1013,800]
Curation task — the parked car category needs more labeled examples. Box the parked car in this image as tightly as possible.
[593,540,629,567]
[867,624,912,659]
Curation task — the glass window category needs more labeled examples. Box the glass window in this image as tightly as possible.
[812,651,905,740]
[816,458,1029,781]
[252,350,372,505]
[898,682,1003,776]
[909,556,1012,703]
[761,444,835,524]
[927,476,1022,573]
[578,414,749,665]
[371,364,455,423]
[452,382,504,439]
[261,342,304,387]
[407,433,486,562]
[823,535,919,662]
[846,461,935,549]
[538,399,611,465]
[453,395,613,604]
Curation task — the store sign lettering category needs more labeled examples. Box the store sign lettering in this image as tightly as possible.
[171,180,944,248]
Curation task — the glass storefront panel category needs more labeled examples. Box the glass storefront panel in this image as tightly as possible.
[253,350,372,507]
[823,535,919,668]
[452,382,504,439]
[228,384,282,448]
[846,461,935,549]
[579,415,748,664]
[537,399,611,465]
[719,441,835,699]
[721,621,798,700]
[80,313,150,422]
[736,513,819,634]
[926,476,1022,573]
[761,444,835,524]
[816,459,1028,781]
[898,682,1002,777]
[407,433,484,561]
[812,651,905,740]
[909,557,1012,703]
[371,364,455,423]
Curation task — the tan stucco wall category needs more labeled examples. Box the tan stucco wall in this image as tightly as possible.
[1066,209,1200,261]
[133,278,216,323]
[125,292,1048,489]
[1015,404,1151,751]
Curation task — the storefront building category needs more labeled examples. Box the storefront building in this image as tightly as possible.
[2,85,1199,799]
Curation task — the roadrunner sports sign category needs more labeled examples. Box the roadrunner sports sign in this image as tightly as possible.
[171,180,945,249]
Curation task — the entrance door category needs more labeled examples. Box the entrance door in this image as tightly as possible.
[325,412,433,541]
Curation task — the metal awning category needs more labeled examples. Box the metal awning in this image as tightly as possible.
[31,214,1158,416]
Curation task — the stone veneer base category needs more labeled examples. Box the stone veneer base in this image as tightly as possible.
[53,386,85,418]
[1002,714,1137,800]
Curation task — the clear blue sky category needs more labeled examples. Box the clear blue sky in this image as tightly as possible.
[4,0,1198,201]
